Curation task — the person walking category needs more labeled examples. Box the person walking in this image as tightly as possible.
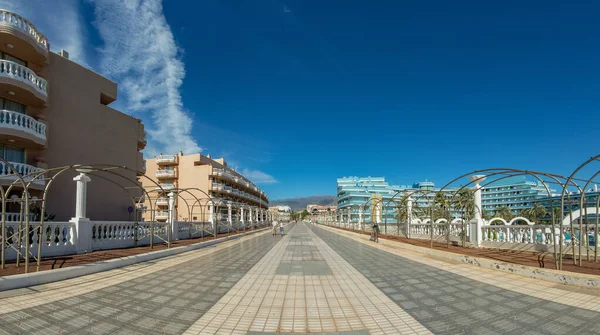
[272,220,278,236]
[279,221,284,236]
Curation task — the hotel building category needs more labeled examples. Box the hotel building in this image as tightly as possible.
[336,176,457,223]
[141,153,269,223]
[0,10,146,221]
[481,177,555,215]
[269,205,291,222]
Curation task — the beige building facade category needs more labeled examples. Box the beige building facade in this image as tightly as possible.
[141,153,269,224]
[0,10,145,221]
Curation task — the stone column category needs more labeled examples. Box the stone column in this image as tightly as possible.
[469,175,486,247]
[248,207,253,227]
[227,202,233,231]
[358,207,363,230]
[407,193,413,238]
[73,173,91,219]
[70,172,92,254]
[240,207,245,229]
[168,192,178,240]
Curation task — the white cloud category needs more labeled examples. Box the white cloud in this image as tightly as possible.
[88,0,201,156]
[0,0,89,66]
[240,168,279,185]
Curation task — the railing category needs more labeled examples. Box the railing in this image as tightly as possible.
[2,221,75,260]
[156,183,175,190]
[0,110,46,142]
[156,169,176,178]
[0,161,45,184]
[156,155,177,164]
[155,211,169,219]
[91,221,169,250]
[0,10,49,51]
[156,198,168,206]
[0,60,48,98]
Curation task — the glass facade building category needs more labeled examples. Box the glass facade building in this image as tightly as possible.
[336,176,456,223]
[481,177,555,215]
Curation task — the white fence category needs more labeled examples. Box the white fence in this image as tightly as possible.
[321,218,599,253]
[1,216,270,262]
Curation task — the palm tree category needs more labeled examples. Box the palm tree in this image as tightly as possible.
[494,206,514,221]
[523,203,546,223]
[395,199,426,222]
[433,192,450,219]
[452,188,475,221]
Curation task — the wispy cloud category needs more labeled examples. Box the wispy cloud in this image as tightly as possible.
[0,0,89,67]
[240,168,279,185]
[223,158,278,186]
[88,0,201,156]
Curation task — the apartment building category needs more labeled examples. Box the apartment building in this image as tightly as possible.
[481,176,555,214]
[336,177,458,223]
[0,10,146,220]
[269,205,291,222]
[142,153,269,223]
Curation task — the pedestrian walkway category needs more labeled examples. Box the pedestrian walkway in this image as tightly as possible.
[0,222,599,334]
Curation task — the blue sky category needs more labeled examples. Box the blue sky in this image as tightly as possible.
[3,1,600,200]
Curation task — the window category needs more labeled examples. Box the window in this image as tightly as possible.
[0,145,25,163]
[0,52,26,66]
[0,98,26,114]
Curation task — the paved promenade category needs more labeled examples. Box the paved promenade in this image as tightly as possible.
[0,223,599,334]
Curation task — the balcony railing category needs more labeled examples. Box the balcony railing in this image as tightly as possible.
[156,169,176,178]
[156,198,168,206]
[0,110,46,142]
[156,155,177,164]
[0,10,49,51]
[0,161,45,185]
[155,211,169,220]
[156,183,175,191]
[0,60,48,99]
[212,184,224,191]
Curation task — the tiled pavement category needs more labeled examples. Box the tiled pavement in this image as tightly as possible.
[0,228,290,335]
[0,222,599,334]
[309,225,600,335]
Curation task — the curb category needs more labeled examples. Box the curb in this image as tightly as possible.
[0,227,269,292]
[320,225,600,289]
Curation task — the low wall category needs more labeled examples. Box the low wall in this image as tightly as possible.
[0,226,270,291]
[321,224,600,289]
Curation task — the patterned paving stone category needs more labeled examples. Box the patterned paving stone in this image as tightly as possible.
[310,224,600,335]
[0,227,290,334]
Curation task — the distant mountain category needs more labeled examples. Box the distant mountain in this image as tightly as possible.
[269,195,336,211]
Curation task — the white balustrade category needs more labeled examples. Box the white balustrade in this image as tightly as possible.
[156,169,176,177]
[0,60,48,98]
[0,161,45,184]
[0,10,49,50]
[0,110,46,141]
[2,221,75,260]
[91,221,169,250]
[156,154,177,164]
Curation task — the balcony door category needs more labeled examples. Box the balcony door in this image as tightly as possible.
[0,144,25,164]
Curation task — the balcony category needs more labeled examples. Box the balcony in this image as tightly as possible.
[156,183,176,191]
[156,198,168,206]
[138,130,146,150]
[0,161,45,188]
[155,211,169,221]
[156,154,177,165]
[0,60,48,106]
[0,10,49,64]
[224,186,232,193]
[136,152,145,176]
[156,168,177,179]
[0,110,46,146]
[212,183,224,191]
